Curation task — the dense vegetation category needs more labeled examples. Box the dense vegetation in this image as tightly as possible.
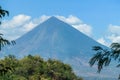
[0,55,83,80]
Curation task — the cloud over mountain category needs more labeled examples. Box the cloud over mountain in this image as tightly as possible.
[96,24,120,47]
[55,15,92,36]
[2,14,119,47]
[97,37,109,46]
[0,14,92,40]
[2,17,118,79]
[107,24,120,43]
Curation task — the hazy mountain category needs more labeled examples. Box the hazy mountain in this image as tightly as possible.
[2,17,119,79]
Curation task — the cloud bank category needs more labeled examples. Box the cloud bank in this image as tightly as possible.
[1,14,119,47]
[0,14,92,40]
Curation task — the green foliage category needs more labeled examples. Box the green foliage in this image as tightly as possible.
[0,55,83,80]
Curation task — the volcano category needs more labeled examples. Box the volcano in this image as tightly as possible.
[2,17,119,79]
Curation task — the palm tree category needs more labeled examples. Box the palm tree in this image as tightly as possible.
[0,6,15,51]
[0,6,9,24]
[0,34,10,51]
[89,46,111,72]
[89,43,120,78]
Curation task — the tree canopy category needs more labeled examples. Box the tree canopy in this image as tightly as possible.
[0,55,83,80]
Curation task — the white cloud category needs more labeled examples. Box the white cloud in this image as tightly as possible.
[2,14,31,28]
[0,14,92,40]
[108,34,120,43]
[97,24,120,47]
[0,14,50,40]
[37,15,50,23]
[108,24,120,35]
[56,15,92,36]
[22,21,37,32]
[56,15,82,25]
[73,24,92,36]
[0,14,32,40]
[22,15,50,32]
[107,24,120,43]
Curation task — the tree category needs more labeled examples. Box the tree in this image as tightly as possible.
[0,6,9,24]
[1,55,83,80]
[89,43,120,79]
[0,6,15,51]
[0,6,16,79]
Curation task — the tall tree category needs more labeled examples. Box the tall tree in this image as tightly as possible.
[89,43,120,79]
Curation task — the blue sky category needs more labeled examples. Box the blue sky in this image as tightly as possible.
[1,0,120,46]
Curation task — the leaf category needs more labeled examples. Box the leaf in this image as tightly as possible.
[116,64,120,67]
[92,46,103,51]
[111,43,120,49]
[89,52,102,66]
[103,57,111,66]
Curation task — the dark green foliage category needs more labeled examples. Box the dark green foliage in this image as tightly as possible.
[0,55,83,80]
